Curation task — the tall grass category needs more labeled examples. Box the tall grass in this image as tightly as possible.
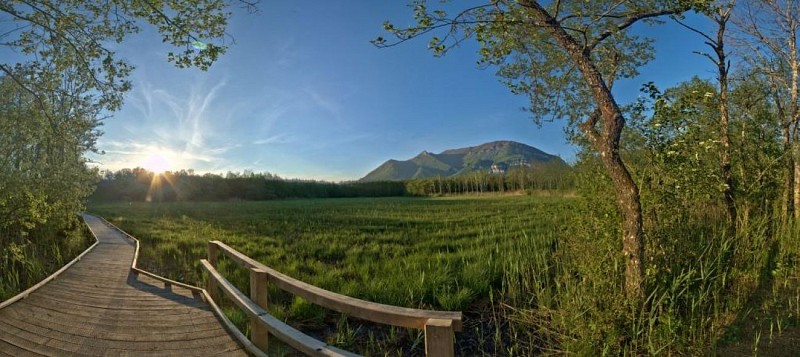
[90,196,573,354]
[500,202,800,355]
[89,196,800,354]
[0,217,94,301]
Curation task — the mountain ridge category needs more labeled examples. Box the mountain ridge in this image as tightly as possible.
[360,140,567,182]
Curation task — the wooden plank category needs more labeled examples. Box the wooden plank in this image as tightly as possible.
[207,241,220,302]
[8,299,221,326]
[0,318,240,352]
[2,307,226,335]
[424,318,455,357]
[0,321,89,356]
[41,282,200,302]
[201,259,359,357]
[201,289,268,357]
[31,289,205,309]
[0,339,40,357]
[250,268,270,352]
[210,241,463,331]
[2,311,229,341]
[15,300,216,325]
[23,293,207,313]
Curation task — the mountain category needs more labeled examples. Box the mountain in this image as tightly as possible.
[360,140,568,182]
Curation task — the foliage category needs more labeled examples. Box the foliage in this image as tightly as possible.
[0,0,250,301]
[375,1,695,128]
[0,76,98,297]
[629,78,728,222]
[0,0,246,111]
[402,161,574,196]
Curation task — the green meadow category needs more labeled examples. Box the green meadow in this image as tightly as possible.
[89,195,574,354]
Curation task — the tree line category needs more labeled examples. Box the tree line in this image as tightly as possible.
[90,163,574,202]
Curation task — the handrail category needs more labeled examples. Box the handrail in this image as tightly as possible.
[0,214,100,310]
[209,240,463,331]
[201,259,357,357]
[206,240,461,356]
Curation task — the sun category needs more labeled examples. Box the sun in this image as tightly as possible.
[142,151,172,174]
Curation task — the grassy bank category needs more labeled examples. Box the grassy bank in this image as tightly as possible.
[0,217,95,302]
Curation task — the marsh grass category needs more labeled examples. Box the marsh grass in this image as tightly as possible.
[90,196,572,354]
[89,196,800,355]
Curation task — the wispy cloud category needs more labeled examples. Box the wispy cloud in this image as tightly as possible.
[93,76,238,172]
[252,134,292,145]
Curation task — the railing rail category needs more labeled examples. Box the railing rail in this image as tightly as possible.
[204,240,462,356]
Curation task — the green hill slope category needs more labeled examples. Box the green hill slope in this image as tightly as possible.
[360,140,567,182]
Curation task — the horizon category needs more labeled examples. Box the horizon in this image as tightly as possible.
[94,138,571,182]
[86,2,714,181]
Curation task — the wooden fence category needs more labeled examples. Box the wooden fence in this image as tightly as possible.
[202,240,462,356]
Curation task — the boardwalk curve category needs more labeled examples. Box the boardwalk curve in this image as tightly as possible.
[0,215,248,356]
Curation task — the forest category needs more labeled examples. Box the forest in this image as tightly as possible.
[89,161,574,203]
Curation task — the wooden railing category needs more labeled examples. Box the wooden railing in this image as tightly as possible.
[202,240,463,357]
[96,216,266,356]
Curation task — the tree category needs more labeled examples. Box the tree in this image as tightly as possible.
[0,0,256,295]
[631,78,729,224]
[673,1,737,226]
[735,0,800,220]
[376,0,702,299]
[0,0,258,113]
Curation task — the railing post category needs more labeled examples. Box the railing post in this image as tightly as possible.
[207,241,218,302]
[250,268,269,352]
[424,318,454,357]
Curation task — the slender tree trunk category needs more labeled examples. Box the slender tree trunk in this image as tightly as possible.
[716,14,737,227]
[783,126,795,220]
[524,1,645,299]
[795,145,800,218]
[599,145,645,299]
[789,28,799,220]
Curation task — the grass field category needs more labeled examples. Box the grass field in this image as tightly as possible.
[89,195,575,354]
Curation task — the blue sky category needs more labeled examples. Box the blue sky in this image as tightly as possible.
[89,2,716,181]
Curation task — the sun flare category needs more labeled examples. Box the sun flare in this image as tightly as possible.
[142,151,172,174]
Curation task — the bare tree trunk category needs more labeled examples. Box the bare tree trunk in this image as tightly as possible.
[783,127,795,219]
[716,12,737,227]
[795,146,800,218]
[789,20,799,221]
[677,5,737,226]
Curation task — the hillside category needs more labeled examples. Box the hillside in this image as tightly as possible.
[360,140,567,182]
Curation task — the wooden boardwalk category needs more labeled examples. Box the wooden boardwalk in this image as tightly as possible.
[0,215,248,356]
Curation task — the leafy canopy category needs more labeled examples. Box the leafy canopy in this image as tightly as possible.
[0,0,255,112]
[376,1,708,133]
